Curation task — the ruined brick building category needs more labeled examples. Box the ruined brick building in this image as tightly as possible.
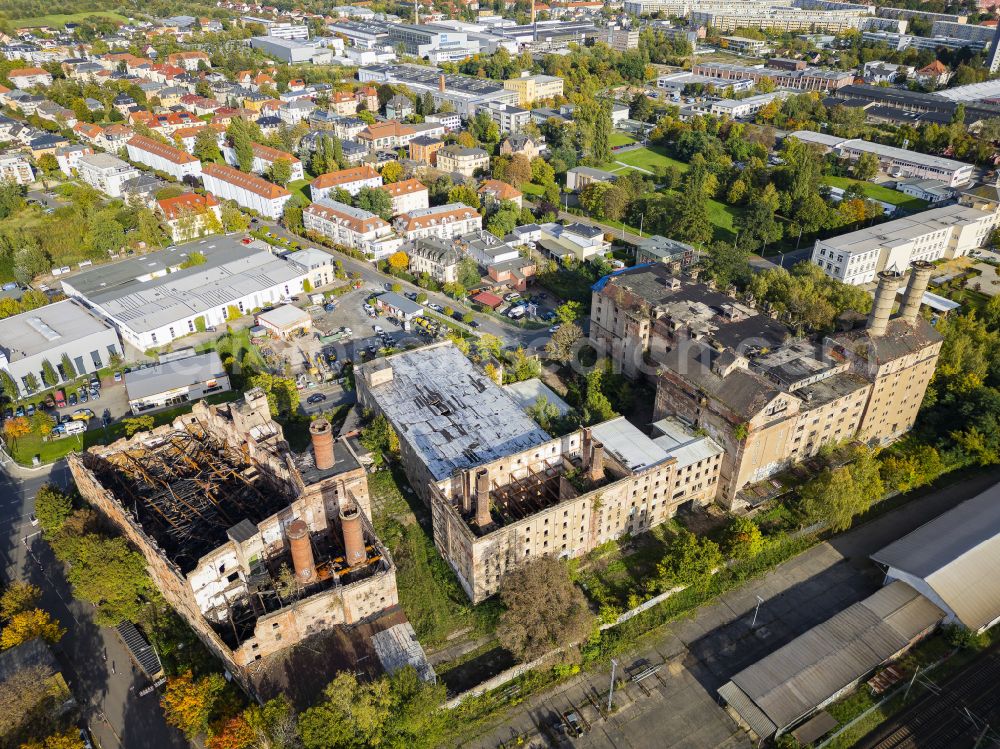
[589,261,942,507]
[356,342,723,602]
[69,390,398,693]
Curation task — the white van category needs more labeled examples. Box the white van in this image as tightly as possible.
[65,420,87,435]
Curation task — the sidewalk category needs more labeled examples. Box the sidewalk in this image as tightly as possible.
[463,470,998,748]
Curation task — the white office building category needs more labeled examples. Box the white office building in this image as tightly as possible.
[202,163,291,220]
[812,204,998,285]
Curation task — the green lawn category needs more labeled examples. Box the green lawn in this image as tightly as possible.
[822,176,929,212]
[708,199,743,242]
[9,11,129,27]
[606,145,690,175]
[288,178,312,204]
[520,181,546,198]
[609,132,636,147]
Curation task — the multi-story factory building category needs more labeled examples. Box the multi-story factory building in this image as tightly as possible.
[69,391,399,693]
[356,342,722,602]
[589,263,941,507]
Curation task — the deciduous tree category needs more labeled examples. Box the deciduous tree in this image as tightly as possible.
[161,670,229,738]
[497,556,595,661]
[0,609,65,649]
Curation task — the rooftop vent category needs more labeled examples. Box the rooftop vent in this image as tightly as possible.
[25,316,60,341]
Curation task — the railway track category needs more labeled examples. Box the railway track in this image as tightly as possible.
[858,645,1000,749]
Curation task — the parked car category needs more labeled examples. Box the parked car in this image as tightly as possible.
[307,393,327,404]
[25,404,35,417]
[68,393,77,407]
[90,389,100,401]
[428,303,443,312]
[29,514,38,527]
[468,320,480,328]
[79,390,88,403]
[60,414,72,424]
[72,408,94,421]
[14,405,24,417]
[90,378,100,390]
[54,389,66,408]
[549,324,561,333]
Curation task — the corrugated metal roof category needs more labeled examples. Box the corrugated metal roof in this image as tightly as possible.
[720,582,944,737]
[872,481,1000,632]
[719,681,777,738]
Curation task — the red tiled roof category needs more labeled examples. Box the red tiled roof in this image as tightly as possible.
[382,178,428,197]
[252,142,300,164]
[311,165,380,189]
[479,179,522,201]
[128,134,199,164]
[158,193,220,220]
[471,291,503,308]
[9,67,49,78]
[203,162,291,199]
[305,201,387,234]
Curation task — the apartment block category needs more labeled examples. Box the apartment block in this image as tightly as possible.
[394,203,483,241]
[812,204,996,285]
[221,142,304,182]
[303,198,403,260]
[381,178,429,216]
[8,67,52,88]
[202,162,291,219]
[309,165,383,202]
[76,153,141,198]
[409,136,444,166]
[691,62,854,92]
[0,152,34,185]
[126,134,203,182]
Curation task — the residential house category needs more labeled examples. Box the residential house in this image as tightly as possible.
[408,135,444,166]
[357,121,417,150]
[385,94,414,120]
[8,67,52,88]
[0,152,33,185]
[479,179,523,209]
[915,60,953,88]
[156,193,223,242]
[566,166,618,192]
[77,153,141,198]
[436,146,489,177]
[408,236,460,283]
[55,144,93,177]
[221,141,304,182]
[500,134,543,160]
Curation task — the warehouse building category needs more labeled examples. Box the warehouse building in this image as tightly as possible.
[358,63,519,117]
[356,342,722,602]
[719,581,945,741]
[0,299,122,398]
[60,236,308,350]
[790,130,975,187]
[872,481,1000,634]
[69,391,400,697]
[125,351,230,414]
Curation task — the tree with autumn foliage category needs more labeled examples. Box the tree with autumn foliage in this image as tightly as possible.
[3,416,31,442]
[387,251,409,272]
[18,727,85,749]
[0,609,66,649]
[161,670,229,738]
[206,715,254,749]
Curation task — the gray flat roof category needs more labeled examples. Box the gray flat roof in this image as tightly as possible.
[591,416,671,473]
[63,237,306,334]
[720,581,945,738]
[362,342,551,482]
[503,378,571,416]
[124,351,226,401]
[872,480,1000,632]
[0,298,115,363]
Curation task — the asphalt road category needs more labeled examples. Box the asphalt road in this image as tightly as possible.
[0,458,187,749]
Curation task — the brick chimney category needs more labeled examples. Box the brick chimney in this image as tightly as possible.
[588,441,605,483]
[475,468,492,529]
[286,519,315,583]
[310,419,335,471]
[439,73,446,93]
[340,503,367,567]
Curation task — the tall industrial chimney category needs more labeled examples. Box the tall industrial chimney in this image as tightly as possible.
[438,73,445,93]
[899,260,934,324]
[340,504,367,567]
[475,468,492,529]
[286,519,316,583]
[867,270,902,337]
[310,419,335,471]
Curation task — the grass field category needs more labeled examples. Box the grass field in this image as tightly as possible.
[600,145,690,176]
[609,132,636,147]
[822,176,929,212]
[707,199,742,242]
[8,11,129,27]
[288,178,311,204]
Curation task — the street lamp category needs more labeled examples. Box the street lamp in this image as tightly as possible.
[751,595,764,629]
